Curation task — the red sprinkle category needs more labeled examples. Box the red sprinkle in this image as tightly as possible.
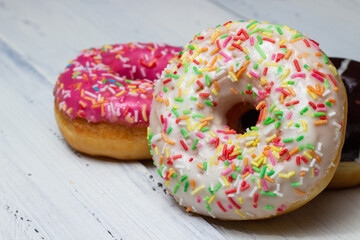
[216,39,221,50]
[301,156,309,164]
[275,53,284,63]
[196,80,204,88]
[285,100,299,106]
[296,156,301,165]
[180,140,188,151]
[328,74,338,86]
[309,101,317,110]
[228,197,241,209]
[163,78,172,84]
[263,67,268,76]
[172,155,182,160]
[263,37,275,43]
[303,39,310,47]
[294,59,301,72]
[217,200,227,212]
[313,69,326,78]
[199,92,210,98]
[231,43,243,51]
[193,59,200,65]
[225,188,237,195]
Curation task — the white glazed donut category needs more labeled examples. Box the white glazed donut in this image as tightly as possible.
[148,21,347,220]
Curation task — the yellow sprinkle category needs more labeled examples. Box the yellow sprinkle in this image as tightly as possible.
[288,171,295,177]
[287,120,294,127]
[246,147,256,154]
[251,161,260,167]
[304,151,312,160]
[301,120,307,132]
[238,197,243,204]
[249,23,257,30]
[311,167,315,178]
[257,59,263,64]
[183,88,189,96]
[116,90,126,97]
[177,75,186,87]
[245,140,254,147]
[165,147,169,158]
[266,134,277,143]
[191,123,198,131]
[193,43,200,52]
[329,65,338,75]
[165,180,170,186]
[235,210,246,218]
[208,194,216,204]
[212,88,218,96]
[284,25,292,31]
[186,76,196,87]
[256,179,262,189]
[279,39,288,46]
[221,176,230,187]
[210,157,214,167]
[173,104,179,110]
[264,62,279,67]
[209,131,216,138]
[271,146,280,152]
[229,71,238,82]
[243,47,249,54]
[262,32,272,38]
[155,146,159,155]
[280,68,290,81]
[246,72,252,79]
[191,184,205,195]
[199,67,209,72]
[142,104,148,122]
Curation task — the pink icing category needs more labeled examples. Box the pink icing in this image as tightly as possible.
[54,43,181,125]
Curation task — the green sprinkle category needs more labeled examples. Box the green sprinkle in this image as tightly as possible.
[204,196,210,202]
[181,128,189,139]
[192,113,205,119]
[291,182,301,187]
[257,35,263,45]
[180,175,188,182]
[314,112,326,117]
[237,155,243,160]
[166,74,179,79]
[188,45,195,50]
[267,170,275,176]
[323,54,329,64]
[205,75,211,86]
[283,138,294,143]
[251,126,259,131]
[251,175,256,182]
[224,160,229,166]
[304,64,311,71]
[203,162,207,171]
[275,121,281,129]
[296,135,304,141]
[204,100,214,107]
[190,96,197,101]
[245,55,250,60]
[261,190,276,197]
[246,21,258,29]
[260,165,267,178]
[220,34,229,39]
[295,123,300,128]
[247,83,251,91]
[254,63,259,69]
[163,87,168,93]
[157,169,162,177]
[205,203,212,212]
[287,81,295,85]
[192,139,199,150]
[252,166,260,173]
[184,181,189,192]
[264,205,274,210]
[193,66,202,75]
[214,182,222,192]
[231,173,237,180]
[306,144,315,150]
[72,72,81,79]
[264,118,275,125]
[325,101,332,107]
[293,33,303,39]
[324,79,330,88]
[277,66,283,74]
[185,62,189,73]
[276,26,283,35]
[208,187,213,195]
[255,43,267,59]
[216,66,220,72]
[299,145,305,151]
[201,127,209,132]
[269,103,276,113]
[125,80,132,83]
[174,97,184,102]
[167,127,173,135]
[260,28,274,33]
[248,27,260,35]
[171,173,178,178]
[300,107,309,115]
[172,108,180,117]
[274,111,283,116]
[183,110,191,115]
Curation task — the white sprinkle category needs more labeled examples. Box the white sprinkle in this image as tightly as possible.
[219,177,225,186]
[271,166,284,179]
[300,177,304,185]
[249,186,258,198]
[140,67,146,78]
[317,142,322,151]
[276,183,280,192]
[322,89,331,97]
[310,158,317,167]
[179,198,183,205]
[208,211,216,218]
[301,167,309,172]
[274,191,283,197]
[161,143,167,155]
[134,110,138,123]
[315,150,323,157]
[328,112,336,118]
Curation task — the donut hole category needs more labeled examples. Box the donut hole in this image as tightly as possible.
[226,102,259,134]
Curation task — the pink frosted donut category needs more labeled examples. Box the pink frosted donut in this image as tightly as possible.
[54,42,181,160]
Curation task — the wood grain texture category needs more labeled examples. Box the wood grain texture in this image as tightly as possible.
[0,0,359,239]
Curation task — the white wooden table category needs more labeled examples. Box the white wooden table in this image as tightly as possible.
[1,0,359,239]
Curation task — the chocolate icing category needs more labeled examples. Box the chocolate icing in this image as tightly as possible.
[330,58,360,162]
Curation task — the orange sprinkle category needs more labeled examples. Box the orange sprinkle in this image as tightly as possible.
[190,179,195,189]
[264,146,271,151]
[255,100,265,110]
[168,171,175,178]
[280,93,284,104]
[284,49,292,60]
[186,206,192,212]
[230,66,234,72]
[178,88,182,98]
[264,175,274,183]
[230,88,238,94]
[156,96,164,102]
[197,163,204,170]
[197,74,203,79]
[209,55,218,67]
[214,81,220,91]
[197,103,204,109]
[300,171,306,176]
[215,160,219,166]
[328,99,336,103]
[288,86,296,96]
[317,63,323,67]
[290,37,303,43]
[232,163,236,171]
[236,66,247,78]
[290,147,299,156]
[165,98,169,106]
[309,150,316,157]
[315,52,322,56]
[227,46,235,50]
[211,47,220,55]
[200,116,214,122]
[334,86,339,92]
[251,153,257,158]
[262,107,267,120]
[204,60,208,65]
[165,69,171,74]
[262,151,268,157]
[314,119,328,125]
[242,172,250,179]
[244,157,248,167]
[307,86,322,96]
[294,189,306,196]
[201,47,208,52]
[211,32,220,44]
[316,156,322,163]
[159,156,163,165]
[180,115,189,120]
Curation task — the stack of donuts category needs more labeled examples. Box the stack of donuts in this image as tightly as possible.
[54,21,359,220]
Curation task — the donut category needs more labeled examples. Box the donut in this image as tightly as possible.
[148,21,347,219]
[54,43,181,160]
[328,58,360,189]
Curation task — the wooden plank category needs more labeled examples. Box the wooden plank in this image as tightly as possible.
[0,39,226,239]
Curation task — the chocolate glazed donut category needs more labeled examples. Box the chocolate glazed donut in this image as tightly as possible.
[328,58,360,188]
